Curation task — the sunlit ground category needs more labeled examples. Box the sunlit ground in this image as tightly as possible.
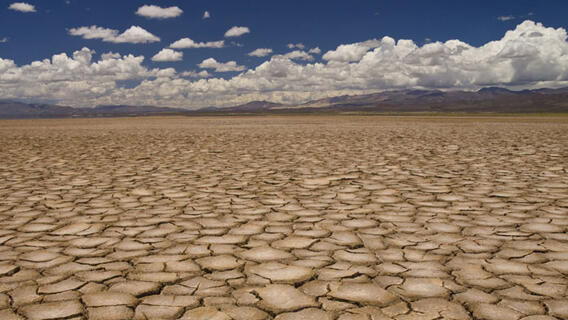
[0,116,567,320]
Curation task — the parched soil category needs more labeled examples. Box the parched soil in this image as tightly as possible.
[0,115,567,320]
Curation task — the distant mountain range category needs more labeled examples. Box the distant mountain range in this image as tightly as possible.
[216,87,568,113]
[0,102,184,119]
[2,87,568,118]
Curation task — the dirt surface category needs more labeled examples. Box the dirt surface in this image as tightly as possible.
[0,115,567,320]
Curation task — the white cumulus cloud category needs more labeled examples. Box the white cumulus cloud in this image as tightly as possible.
[287,43,305,49]
[198,58,246,72]
[308,47,321,54]
[169,38,224,49]
[248,48,273,57]
[281,50,314,61]
[0,47,162,105]
[113,26,160,43]
[135,5,183,19]
[68,26,118,41]
[181,70,212,78]
[100,52,121,60]
[8,2,35,12]
[152,49,183,62]
[68,25,160,44]
[322,39,382,62]
[224,26,250,38]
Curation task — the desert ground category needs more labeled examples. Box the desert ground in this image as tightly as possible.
[0,115,567,320]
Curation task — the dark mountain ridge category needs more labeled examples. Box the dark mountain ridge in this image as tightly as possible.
[0,102,186,119]
[1,87,568,118]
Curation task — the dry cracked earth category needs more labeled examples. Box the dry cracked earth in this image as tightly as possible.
[0,115,567,320]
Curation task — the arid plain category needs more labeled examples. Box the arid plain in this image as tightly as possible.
[0,115,567,320]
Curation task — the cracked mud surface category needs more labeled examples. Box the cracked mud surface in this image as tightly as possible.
[0,115,567,320]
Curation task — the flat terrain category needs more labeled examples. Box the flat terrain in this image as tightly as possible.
[0,115,567,320]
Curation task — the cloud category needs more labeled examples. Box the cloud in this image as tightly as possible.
[113,26,160,43]
[322,39,382,62]
[308,47,321,54]
[0,37,8,43]
[100,52,121,60]
[181,70,211,78]
[281,50,314,61]
[169,38,224,49]
[8,2,35,12]
[499,13,535,22]
[0,47,163,104]
[498,15,515,21]
[287,43,305,49]
[3,21,568,109]
[152,49,183,62]
[224,26,250,38]
[69,26,119,41]
[69,25,160,44]
[203,11,210,19]
[248,48,273,57]
[198,58,246,72]
[135,5,182,19]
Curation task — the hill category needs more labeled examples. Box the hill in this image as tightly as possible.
[2,87,568,118]
[211,87,568,113]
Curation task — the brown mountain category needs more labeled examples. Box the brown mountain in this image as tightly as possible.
[212,101,286,112]
[0,101,80,118]
[2,87,568,119]
[0,101,185,119]
[212,87,568,113]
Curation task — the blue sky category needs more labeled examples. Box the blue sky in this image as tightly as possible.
[1,0,568,108]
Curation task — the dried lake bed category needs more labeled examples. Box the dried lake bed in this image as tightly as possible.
[0,115,567,320]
